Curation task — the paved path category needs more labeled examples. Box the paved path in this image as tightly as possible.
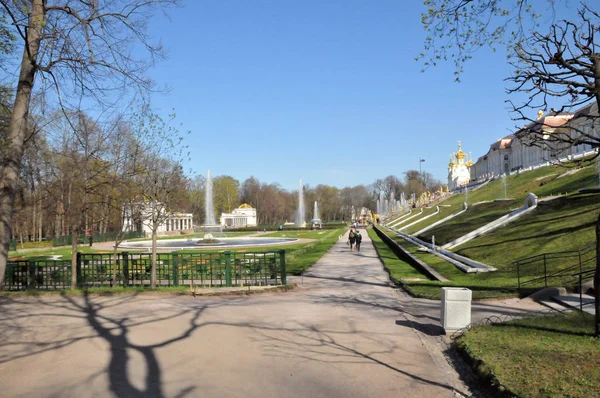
[0,229,545,397]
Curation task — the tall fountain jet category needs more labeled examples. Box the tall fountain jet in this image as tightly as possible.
[312,201,322,228]
[205,170,216,225]
[296,179,305,227]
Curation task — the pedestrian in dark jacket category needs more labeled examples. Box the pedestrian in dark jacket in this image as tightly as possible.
[355,231,362,252]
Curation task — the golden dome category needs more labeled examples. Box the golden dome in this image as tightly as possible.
[449,153,457,168]
[239,203,252,209]
[465,151,474,167]
[455,140,466,160]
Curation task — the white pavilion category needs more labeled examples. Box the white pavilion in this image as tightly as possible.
[220,204,257,227]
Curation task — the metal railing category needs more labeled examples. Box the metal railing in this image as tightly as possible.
[3,250,286,291]
[515,244,596,305]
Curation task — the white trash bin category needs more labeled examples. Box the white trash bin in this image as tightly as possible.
[440,287,472,334]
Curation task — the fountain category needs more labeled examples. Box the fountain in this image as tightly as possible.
[205,169,215,225]
[201,169,222,239]
[296,179,306,227]
[312,201,322,228]
[502,174,507,199]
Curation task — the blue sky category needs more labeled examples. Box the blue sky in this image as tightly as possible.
[146,0,538,191]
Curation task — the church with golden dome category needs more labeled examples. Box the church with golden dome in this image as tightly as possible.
[448,141,473,190]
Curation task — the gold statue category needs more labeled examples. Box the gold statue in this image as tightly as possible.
[537,109,544,119]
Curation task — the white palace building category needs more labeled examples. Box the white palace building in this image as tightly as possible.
[449,103,599,189]
[122,202,193,236]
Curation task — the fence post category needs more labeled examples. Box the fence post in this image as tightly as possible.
[122,252,129,287]
[76,252,83,288]
[224,251,232,287]
[279,250,286,285]
[172,254,179,287]
[27,261,36,290]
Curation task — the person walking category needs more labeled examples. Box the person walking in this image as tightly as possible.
[355,230,362,252]
[348,229,356,251]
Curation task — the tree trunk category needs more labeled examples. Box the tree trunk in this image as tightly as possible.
[112,228,125,288]
[71,232,79,290]
[32,191,37,242]
[38,194,43,242]
[595,212,600,337]
[0,0,44,288]
[112,238,120,287]
[151,228,157,289]
[593,56,600,337]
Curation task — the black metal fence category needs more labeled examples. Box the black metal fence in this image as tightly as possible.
[515,244,596,294]
[3,250,287,291]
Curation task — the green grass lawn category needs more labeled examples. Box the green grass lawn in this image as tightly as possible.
[441,161,596,208]
[393,206,439,231]
[284,228,345,274]
[405,204,459,235]
[457,312,599,398]
[455,193,599,268]
[263,230,337,239]
[367,228,427,283]
[10,229,346,279]
[8,246,112,261]
[374,192,599,300]
[374,228,518,300]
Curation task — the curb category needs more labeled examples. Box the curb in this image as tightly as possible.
[0,283,297,298]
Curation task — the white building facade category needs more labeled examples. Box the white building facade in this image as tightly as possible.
[469,103,599,183]
[122,202,193,236]
[220,204,257,227]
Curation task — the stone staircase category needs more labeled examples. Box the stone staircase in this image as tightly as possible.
[538,292,595,315]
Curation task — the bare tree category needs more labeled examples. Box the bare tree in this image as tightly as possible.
[419,0,560,80]
[0,0,178,287]
[506,7,600,336]
[506,7,599,154]
[130,108,188,289]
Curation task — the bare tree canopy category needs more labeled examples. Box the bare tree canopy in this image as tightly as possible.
[0,0,179,287]
[507,6,600,153]
[420,0,560,79]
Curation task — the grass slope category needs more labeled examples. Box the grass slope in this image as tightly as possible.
[390,207,436,230]
[455,193,599,268]
[417,200,518,244]
[405,204,458,235]
[376,227,517,300]
[416,163,597,244]
[457,312,599,398]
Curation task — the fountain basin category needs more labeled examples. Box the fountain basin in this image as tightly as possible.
[120,237,299,250]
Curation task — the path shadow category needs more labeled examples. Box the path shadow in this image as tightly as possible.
[248,320,465,395]
[301,274,392,288]
[0,293,245,397]
[395,319,445,337]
